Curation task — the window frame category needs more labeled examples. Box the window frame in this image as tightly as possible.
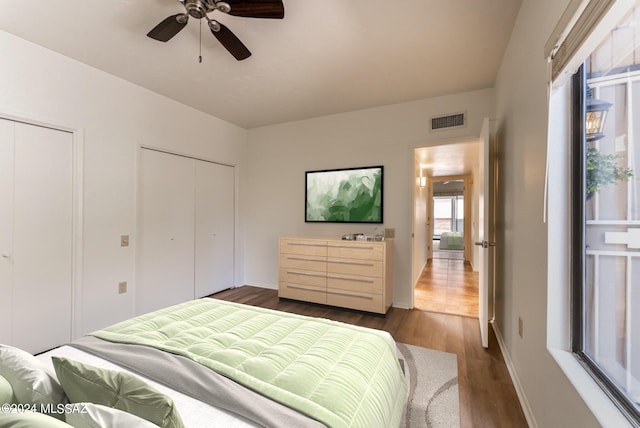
[571,64,640,427]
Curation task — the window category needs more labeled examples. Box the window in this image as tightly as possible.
[433,195,464,238]
[572,7,640,425]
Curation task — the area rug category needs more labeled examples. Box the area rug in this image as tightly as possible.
[398,343,460,428]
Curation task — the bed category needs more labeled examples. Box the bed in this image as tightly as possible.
[1,298,407,428]
[439,231,464,250]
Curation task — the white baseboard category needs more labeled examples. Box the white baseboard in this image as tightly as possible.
[241,282,277,290]
[491,321,538,428]
[392,303,411,310]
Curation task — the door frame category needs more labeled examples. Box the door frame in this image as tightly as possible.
[0,110,84,341]
[411,136,482,310]
[411,127,497,346]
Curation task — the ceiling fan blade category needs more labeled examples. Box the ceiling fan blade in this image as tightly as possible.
[147,14,188,42]
[224,0,284,19]
[211,22,252,60]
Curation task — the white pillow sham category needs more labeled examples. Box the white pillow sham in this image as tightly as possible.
[0,344,66,408]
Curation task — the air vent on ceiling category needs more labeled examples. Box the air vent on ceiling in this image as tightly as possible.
[431,113,466,131]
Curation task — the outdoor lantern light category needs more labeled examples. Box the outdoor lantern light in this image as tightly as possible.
[586,91,612,142]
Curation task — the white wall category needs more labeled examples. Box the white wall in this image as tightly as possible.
[0,31,248,336]
[243,89,495,308]
[493,0,614,426]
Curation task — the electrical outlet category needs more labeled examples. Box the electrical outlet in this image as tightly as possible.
[120,235,129,247]
[518,317,523,338]
[118,281,127,294]
[384,228,395,239]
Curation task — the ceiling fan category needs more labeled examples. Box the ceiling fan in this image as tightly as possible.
[147,0,285,61]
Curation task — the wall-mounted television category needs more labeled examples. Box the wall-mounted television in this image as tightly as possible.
[305,165,383,223]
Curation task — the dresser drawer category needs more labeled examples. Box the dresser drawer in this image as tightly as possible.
[280,268,326,289]
[280,239,328,257]
[327,258,383,277]
[279,282,327,305]
[280,253,326,272]
[327,273,382,294]
[326,289,383,313]
[327,243,383,260]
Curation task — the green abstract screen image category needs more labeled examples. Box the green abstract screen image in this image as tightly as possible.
[305,166,383,223]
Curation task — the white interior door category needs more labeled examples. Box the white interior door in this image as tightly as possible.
[13,122,73,353]
[194,161,234,297]
[0,119,15,345]
[476,118,496,348]
[137,149,196,315]
[0,120,73,353]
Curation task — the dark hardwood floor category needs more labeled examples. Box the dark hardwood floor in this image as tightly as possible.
[210,286,528,428]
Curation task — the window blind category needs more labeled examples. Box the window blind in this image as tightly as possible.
[546,0,633,85]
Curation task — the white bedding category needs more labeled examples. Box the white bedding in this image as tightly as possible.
[37,346,259,428]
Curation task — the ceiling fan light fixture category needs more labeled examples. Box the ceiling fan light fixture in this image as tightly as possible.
[208,19,221,32]
[184,0,210,19]
[215,2,231,14]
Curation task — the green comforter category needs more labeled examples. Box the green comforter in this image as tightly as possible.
[91,299,407,428]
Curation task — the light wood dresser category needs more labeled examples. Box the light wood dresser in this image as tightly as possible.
[278,236,393,314]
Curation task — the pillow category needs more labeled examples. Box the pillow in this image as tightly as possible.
[52,357,184,428]
[0,344,66,408]
[65,403,159,428]
[0,374,15,404]
[0,411,72,427]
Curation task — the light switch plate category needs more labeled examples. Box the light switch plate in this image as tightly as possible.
[118,281,127,294]
[120,235,129,247]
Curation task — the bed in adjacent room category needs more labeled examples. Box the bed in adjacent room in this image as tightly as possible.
[1,299,407,428]
[439,231,464,251]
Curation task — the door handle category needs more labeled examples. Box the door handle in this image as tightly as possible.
[474,241,497,249]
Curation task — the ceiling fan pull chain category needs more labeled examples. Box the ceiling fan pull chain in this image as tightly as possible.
[198,19,203,63]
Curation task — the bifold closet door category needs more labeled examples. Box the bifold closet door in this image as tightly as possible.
[194,161,234,297]
[137,149,196,315]
[0,118,73,354]
[137,149,235,313]
[0,119,14,345]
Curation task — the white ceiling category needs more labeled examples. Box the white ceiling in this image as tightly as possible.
[0,0,521,129]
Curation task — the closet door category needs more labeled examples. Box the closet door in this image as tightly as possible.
[137,149,196,315]
[194,161,234,297]
[0,119,14,345]
[0,119,73,353]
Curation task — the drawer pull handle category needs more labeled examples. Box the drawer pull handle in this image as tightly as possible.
[328,260,374,267]
[287,271,325,278]
[287,256,326,262]
[329,245,375,250]
[327,291,373,300]
[327,275,374,284]
[288,285,323,292]
[287,243,328,247]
